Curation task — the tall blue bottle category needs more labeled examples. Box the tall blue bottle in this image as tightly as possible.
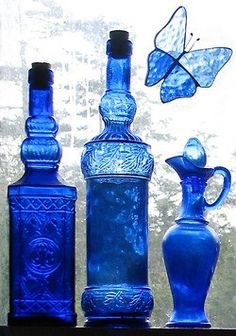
[8,63,77,325]
[163,138,231,328]
[81,31,154,327]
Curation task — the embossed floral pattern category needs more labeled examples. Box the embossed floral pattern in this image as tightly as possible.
[82,287,153,316]
[82,142,154,178]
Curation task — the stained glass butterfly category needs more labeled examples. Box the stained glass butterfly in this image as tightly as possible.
[145,6,232,103]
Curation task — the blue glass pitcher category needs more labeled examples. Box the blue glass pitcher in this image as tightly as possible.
[162,138,231,328]
[81,31,154,327]
[8,63,77,325]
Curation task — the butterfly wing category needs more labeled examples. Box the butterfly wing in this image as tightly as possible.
[146,6,232,102]
[160,64,197,103]
[179,47,233,87]
[145,6,187,87]
[145,49,175,86]
[154,6,187,56]
[161,47,232,102]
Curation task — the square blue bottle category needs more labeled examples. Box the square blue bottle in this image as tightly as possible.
[81,31,154,327]
[8,63,77,325]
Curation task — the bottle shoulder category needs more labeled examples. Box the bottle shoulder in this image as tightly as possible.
[9,169,77,198]
[163,222,219,243]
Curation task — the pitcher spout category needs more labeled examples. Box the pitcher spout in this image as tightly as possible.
[166,138,213,181]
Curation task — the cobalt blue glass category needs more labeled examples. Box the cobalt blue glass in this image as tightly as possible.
[81,31,154,327]
[8,63,77,326]
[162,138,231,328]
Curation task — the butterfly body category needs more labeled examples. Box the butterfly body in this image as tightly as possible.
[145,6,232,103]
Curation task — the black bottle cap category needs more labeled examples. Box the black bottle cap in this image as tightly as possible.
[28,62,53,88]
[108,30,131,57]
[110,30,129,40]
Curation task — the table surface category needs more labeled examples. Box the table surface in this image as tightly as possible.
[1,327,236,336]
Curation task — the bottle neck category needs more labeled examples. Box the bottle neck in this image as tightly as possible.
[21,83,61,171]
[177,176,207,223]
[106,55,131,92]
[94,40,140,141]
[29,86,53,117]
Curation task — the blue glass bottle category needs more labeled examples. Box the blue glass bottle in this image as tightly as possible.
[8,63,77,326]
[81,31,154,327]
[162,138,231,328]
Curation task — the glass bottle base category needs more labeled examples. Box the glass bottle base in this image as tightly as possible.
[82,285,153,324]
[8,313,77,326]
[84,317,151,328]
[166,320,211,328]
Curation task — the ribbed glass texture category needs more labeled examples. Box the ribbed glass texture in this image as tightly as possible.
[162,138,231,328]
[81,31,154,327]
[8,63,77,326]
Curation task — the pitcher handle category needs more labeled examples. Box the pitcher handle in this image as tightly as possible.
[204,166,231,211]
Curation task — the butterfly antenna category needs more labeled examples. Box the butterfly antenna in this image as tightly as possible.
[188,37,200,51]
[185,33,193,49]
